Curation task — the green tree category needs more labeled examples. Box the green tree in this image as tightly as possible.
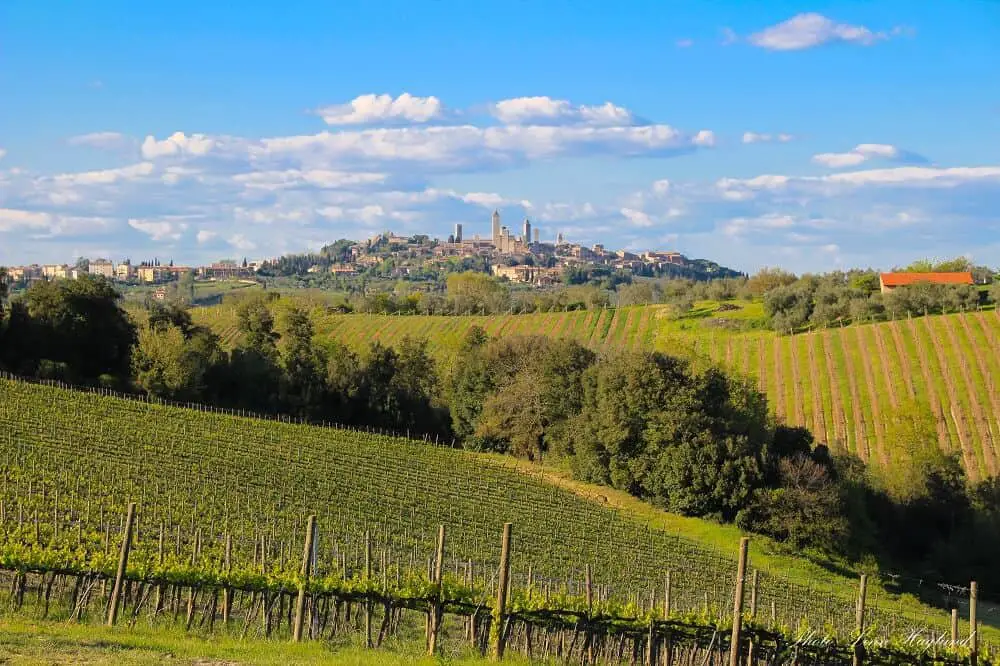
[746,267,798,297]
[324,340,364,422]
[279,307,327,418]
[132,324,223,401]
[448,326,492,440]
[235,296,279,357]
[740,455,849,551]
[566,352,770,520]
[22,275,136,380]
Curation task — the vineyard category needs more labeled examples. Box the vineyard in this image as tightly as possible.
[192,302,1000,480]
[0,376,994,664]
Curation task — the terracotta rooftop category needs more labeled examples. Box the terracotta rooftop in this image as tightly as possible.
[879,272,974,287]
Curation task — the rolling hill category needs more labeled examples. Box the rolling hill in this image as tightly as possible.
[192,301,1000,480]
[0,376,977,643]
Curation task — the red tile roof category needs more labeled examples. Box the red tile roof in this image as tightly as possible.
[879,272,974,287]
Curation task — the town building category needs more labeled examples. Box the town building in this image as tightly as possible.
[879,272,975,294]
[42,264,69,280]
[115,261,135,281]
[88,259,115,279]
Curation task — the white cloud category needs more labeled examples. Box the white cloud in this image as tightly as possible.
[812,152,868,168]
[742,132,794,144]
[316,93,444,126]
[491,97,635,127]
[823,166,1000,186]
[227,234,257,251]
[232,169,387,190]
[141,132,223,159]
[749,13,897,51]
[52,162,155,186]
[196,230,217,244]
[723,213,798,236]
[812,143,905,168]
[68,132,135,151]
[0,208,50,232]
[0,148,6,161]
[691,130,716,147]
[675,38,694,48]
[621,207,655,227]
[718,166,1000,195]
[128,218,188,241]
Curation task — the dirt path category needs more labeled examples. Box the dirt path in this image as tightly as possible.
[788,335,808,429]
[853,326,888,466]
[771,337,786,421]
[970,312,1000,458]
[900,318,952,455]
[887,321,918,401]
[821,331,849,453]
[805,333,830,446]
[871,324,899,410]
[913,317,977,476]
[939,315,996,475]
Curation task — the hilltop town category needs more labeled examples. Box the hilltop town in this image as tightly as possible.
[3,210,738,290]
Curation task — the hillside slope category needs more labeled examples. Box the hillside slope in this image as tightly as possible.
[0,377,973,641]
[193,303,1000,479]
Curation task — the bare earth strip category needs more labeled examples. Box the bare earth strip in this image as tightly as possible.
[914,317,979,477]
[756,337,769,415]
[771,337,786,422]
[821,331,850,454]
[887,321,918,401]
[871,324,900,410]
[788,335,807,428]
[741,336,752,378]
[588,309,609,346]
[805,333,830,446]
[969,313,1000,458]
[901,318,954,454]
[580,309,598,345]
[632,307,653,350]
[853,325,888,466]
[617,307,640,348]
[939,315,997,475]
[835,329,868,460]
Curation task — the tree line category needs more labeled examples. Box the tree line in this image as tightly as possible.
[3,274,1000,598]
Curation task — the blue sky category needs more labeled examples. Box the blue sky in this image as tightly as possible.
[2,1,998,273]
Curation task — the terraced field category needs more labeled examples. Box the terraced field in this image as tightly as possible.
[192,302,1000,479]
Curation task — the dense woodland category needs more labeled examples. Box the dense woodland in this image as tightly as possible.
[2,272,1000,600]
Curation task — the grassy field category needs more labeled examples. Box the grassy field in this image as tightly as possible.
[0,617,540,665]
[192,300,1000,479]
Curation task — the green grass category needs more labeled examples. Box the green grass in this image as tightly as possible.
[0,617,538,665]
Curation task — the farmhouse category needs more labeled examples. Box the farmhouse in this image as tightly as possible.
[879,271,974,294]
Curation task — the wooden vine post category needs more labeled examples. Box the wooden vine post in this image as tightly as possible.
[491,522,513,661]
[951,608,958,647]
[428,524,446,655]
[106,502,137,626]
[292,514,316,642]
[728,537,749,666]
[746,569,759,665]
[585,563,594,665]
[364,530,373,648]
[222,533,232,624]
[853,574,867,666]
[970,581,979,666]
